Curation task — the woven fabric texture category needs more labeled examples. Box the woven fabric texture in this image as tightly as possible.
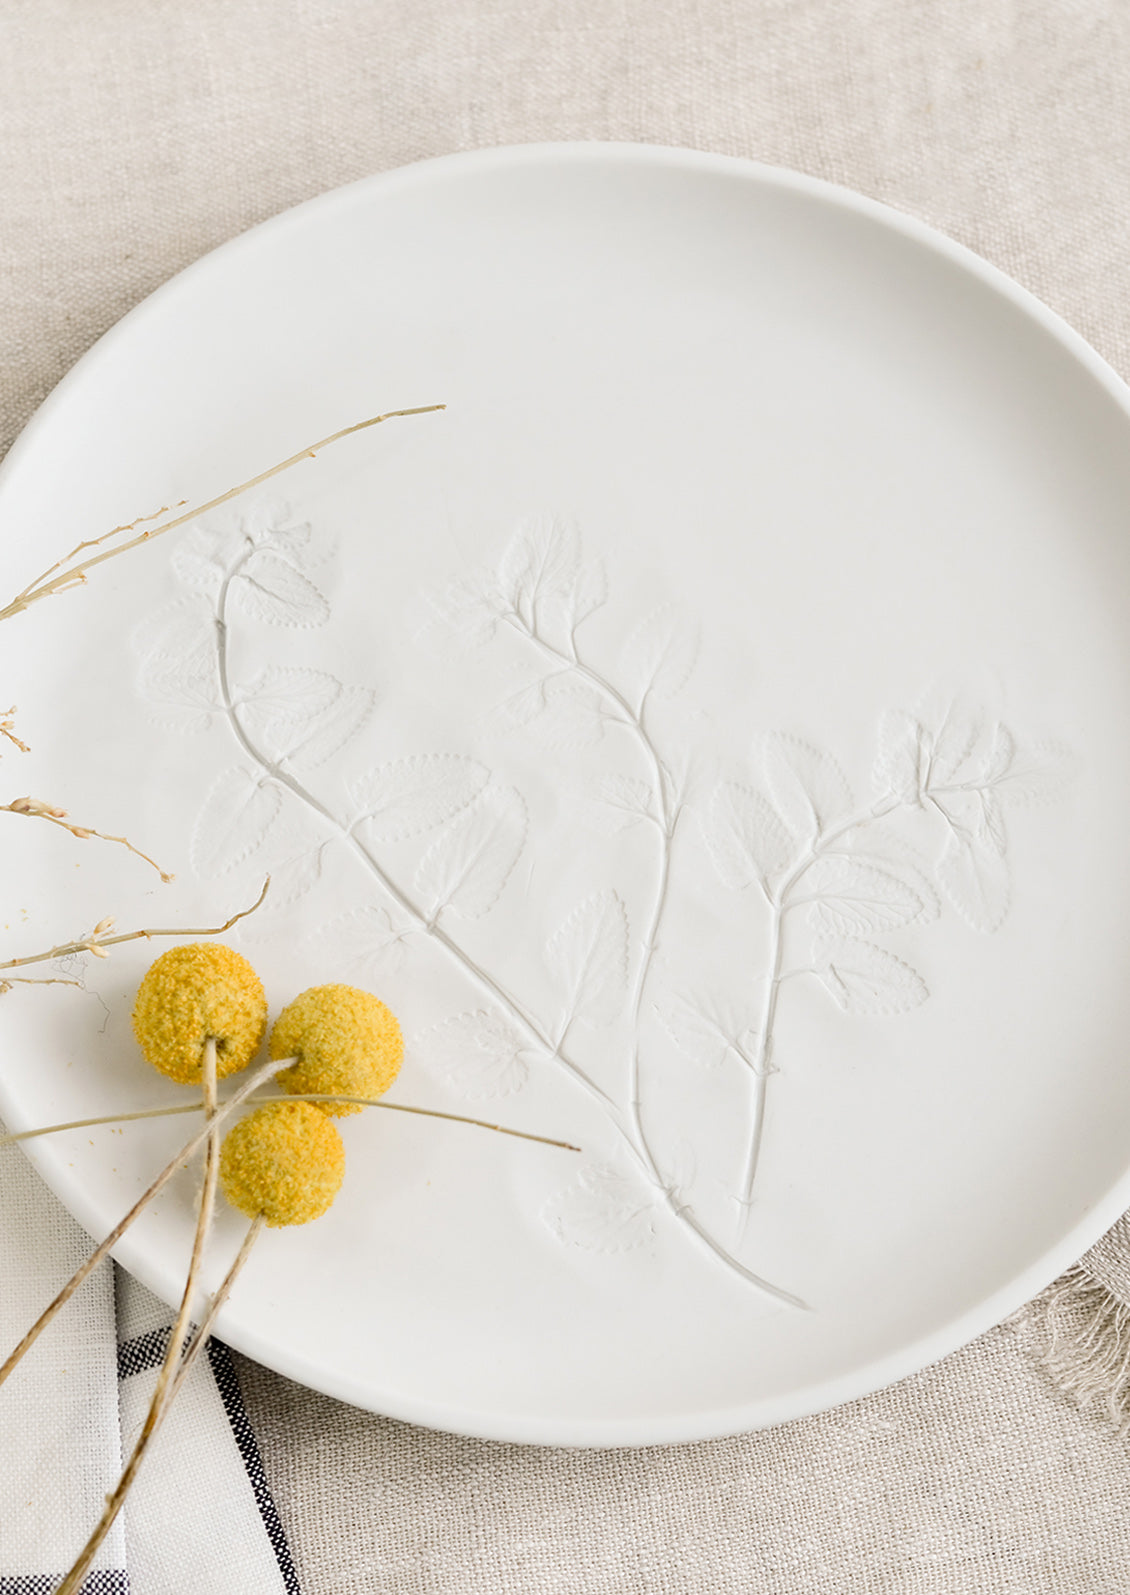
[3,2,1130,1592]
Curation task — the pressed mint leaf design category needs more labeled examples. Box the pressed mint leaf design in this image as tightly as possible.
[871,708,925,804]
[762,733,853,846]
[654,991,757,1070]
[493,675,608,748]
[565,559,608,628]
[274,685,375,772]
[620,603,699,702]
[428,574,502,647]
[803,854,937,938]
[311,905,412,978]
[529,678,607,750]
[817,940,929,1017]
[133,599,219,731]
[237,846,329,940]
[230,549,329,627]
[595,774,654,827]
[349,754,490,841]
[190,766,282,878]
[417,1009,531,1099]
[936,825,1011,933]
[143,504,1072,1313]
[701,781,795,889]
[547,890,630,1029]
[414,786,527,920]
[991,740,1077,808]
[542,1164,656,1254]
[498,516,580,620]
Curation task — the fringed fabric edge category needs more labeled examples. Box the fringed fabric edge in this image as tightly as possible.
[1038,1264,1130,1439]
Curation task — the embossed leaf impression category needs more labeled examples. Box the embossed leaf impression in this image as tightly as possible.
[416,1010,531,1099]
[762,734,853,847]
[191,766,282,878]
[594,774,655,829]
[803,854,939,938]
[547,891,630,1028]
[237,666,375,772]
[132,600,219,731]
[348,754,490,841]
[496,675,607,749]
[542,1164,656,1254]
[312,906,412,978]
[655,991,757,1070]
[817,941,928,1017]
[702,782,795,889]
[498,516,581,622]
[415,786,527,920]
[621,604,699,703]
[229,549,330,628]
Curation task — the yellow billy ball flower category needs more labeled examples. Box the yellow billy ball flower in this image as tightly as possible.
[270,984,403,1116]
[220,1101,345,1227]
[132,943,267,1084]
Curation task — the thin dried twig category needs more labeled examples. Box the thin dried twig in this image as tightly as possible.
[0,977,82,995]
[0,1055,281,1388]
[0,876,270,974]
[55,1211,264,1595]
[0,1092,582,1154]
[0,406,445,625]
[0,707,29,754]
[3,796,173,882]
[13,501,185,608]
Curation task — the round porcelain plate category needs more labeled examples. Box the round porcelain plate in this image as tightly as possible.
[3,144,1130,1446]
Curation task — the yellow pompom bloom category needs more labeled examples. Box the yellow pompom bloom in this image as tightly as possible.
[132,943,267,1084]
[220,1101,345,1226]
[270,984,403,1116]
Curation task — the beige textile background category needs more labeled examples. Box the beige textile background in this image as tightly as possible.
[3,2,1130,1591]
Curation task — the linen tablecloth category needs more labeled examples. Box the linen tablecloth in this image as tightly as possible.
[3,3,1130,1591]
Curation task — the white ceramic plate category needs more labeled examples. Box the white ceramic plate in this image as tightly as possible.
[3,144,1130,1446]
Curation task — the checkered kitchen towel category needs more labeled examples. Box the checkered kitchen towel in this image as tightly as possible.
[0,1135,299,1594]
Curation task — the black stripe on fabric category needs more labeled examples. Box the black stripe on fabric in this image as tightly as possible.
[0,1574,129,1594]
[207,1338,302,1595]
[116,1325,171,1380]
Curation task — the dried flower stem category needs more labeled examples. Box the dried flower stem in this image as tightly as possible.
[1,707,29,754]
[0,1055,281,1388]
[0,976,82,994]
[0,1093,581,1153]
[0,406,445,626]
[55,1211,264,1595]
[0,876,270,974]
[12,501,184,610]
[2,797,173,882]
[69,1040,223,1595]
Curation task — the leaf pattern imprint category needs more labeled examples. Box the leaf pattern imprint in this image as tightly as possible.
[803,855,937,938]
[416,1010,530,1099]
[620,604,699,701]
[542,1165,656,1254]
[230,550,329,628]
[761,733,853,845]
[414,786,527,920]
[546,891,630,1028]
[817,940,929,1017]
[349,754,490,841]
[190,766,283,878]
[701,782,795,890]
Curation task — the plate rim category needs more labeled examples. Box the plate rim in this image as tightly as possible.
[4,139,1130,1445]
